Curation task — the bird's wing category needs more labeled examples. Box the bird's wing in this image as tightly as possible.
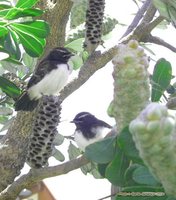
[27,60,57,88]
[98,120,112,129]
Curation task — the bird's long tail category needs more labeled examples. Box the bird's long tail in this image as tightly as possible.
[15,92,39,111]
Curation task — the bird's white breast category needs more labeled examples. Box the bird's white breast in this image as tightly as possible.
[28,64,70,100]
[74,127,105,151]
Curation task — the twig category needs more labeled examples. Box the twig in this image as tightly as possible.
[0,155,89,200]
[146,34,176,53]
[145,16,164,33]
[140,1,156,24]
[121,0,151,39]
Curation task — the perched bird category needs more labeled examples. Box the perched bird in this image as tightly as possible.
[71,112,112,151]
[15,47,74,111]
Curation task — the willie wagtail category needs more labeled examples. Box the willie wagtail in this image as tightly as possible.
[15,47,74,111]
[71,112,112,151]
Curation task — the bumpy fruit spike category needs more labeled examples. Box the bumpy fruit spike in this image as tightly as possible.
[26,96,61,168]
[130,103,176,196]
[111,40,150,131]
[84,0,105,53]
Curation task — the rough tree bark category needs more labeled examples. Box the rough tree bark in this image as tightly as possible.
[0,0,73,193]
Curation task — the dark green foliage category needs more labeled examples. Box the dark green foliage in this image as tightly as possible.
[151,58,172,102]
[0,0,50,59]
[84,136,117,164]
[66,16,118,44]
[70,0,87,28]
[0,76,21,99]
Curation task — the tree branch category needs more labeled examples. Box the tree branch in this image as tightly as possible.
[121,0,151,39]
[145,34,176,53]
[0,155,89,200]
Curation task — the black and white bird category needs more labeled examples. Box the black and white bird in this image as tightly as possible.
[15,47,74,111]
[71,112,112,151]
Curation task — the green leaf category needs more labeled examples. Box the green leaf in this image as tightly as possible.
[68,142,81,160]
[0,9,10,17]
[0,25,8,37]
[4,32,21,60]
[53,133,64,146]
[5,7,43,20]
[118,127,143,164]
[132,166,160,186]
[16,0,39,8]
[151,58,172,102]
[124,164,141,186]
[11,21,50,38]
[65,38,84,52]
[105,149,130,186]
[0,4,12,10]
[153,0,176,26]
[52,148,65,162]
[97,163,109,177]
[84,136,116,164]
[69,54,83,70]
[13,28,45,57]
[153,0,170,19]
[0,76,21,98]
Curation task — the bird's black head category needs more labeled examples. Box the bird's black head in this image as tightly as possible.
[71,112,112,131]
[47,47,74,63]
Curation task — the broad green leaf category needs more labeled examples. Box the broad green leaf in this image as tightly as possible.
[4,32,21,60]
[5,7,43,20]
[0,26,8,37]
[153,0,176,25]
[105,149,130,186]
[0,4,12,10]
[118,127,143,164]
[11,21,50,38]
[132,166,159,186]
[65,38,84,52]
[153,0,170,19]
[0,9,10,17]
[151,58,172,102]
[69,54,83,70]
[97,163,109,177]
[13,28,45,57]
[53,133,64,146]
[84,136,116,164]
[81,162,93,175]
[0,76,21,98]
[16,0,39,8]
[68,142,81,160]
[124,164,141,186]
[52,148,65,162]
